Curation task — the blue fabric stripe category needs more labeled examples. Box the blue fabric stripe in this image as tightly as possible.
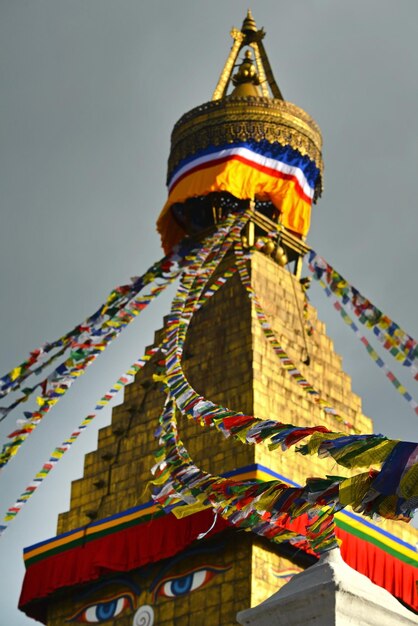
[167,139,320,189]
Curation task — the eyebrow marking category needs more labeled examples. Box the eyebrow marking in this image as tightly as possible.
[149,541,226,591]
[75,577,141,601]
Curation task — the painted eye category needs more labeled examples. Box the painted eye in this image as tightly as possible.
[273,568,300,582]
[67,594,133,623]
[161,570,206,597]
[154,565,230,602]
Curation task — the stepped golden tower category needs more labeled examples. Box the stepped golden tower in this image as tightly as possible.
[18,12,417,626]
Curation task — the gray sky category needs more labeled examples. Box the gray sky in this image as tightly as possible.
[1,1,417,623]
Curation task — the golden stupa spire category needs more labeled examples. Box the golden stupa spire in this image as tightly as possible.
[212,10,283,100]
[157,10,323,253]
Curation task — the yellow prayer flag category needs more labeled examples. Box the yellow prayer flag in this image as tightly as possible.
[172,500,211,519]
[10,367,22,381]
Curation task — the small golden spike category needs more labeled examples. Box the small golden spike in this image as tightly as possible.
[242,9,257,34]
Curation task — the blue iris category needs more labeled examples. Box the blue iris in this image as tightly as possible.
[170,574,193,595]
[96,600,118,620]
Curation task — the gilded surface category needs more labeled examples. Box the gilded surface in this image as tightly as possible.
[167,97,323,199]
[211,12,283,101]
[212,29,245,101]
[257,38,284,100]
[249,43,270,98]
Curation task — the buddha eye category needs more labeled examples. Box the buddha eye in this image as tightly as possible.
[154,565,230,602]
[66,593,134,623]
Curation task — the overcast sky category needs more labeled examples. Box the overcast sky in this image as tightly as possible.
[1,2,418,623]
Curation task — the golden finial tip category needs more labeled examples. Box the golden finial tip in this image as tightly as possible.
[242,9,257,33]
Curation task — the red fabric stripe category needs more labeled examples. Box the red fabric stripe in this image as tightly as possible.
[336,526,417,612]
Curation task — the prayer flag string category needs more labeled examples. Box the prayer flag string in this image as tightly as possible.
[234,242,358,432]
[0,247,190,401]
[0,242,200,471]
[152,396,339,554]
[2,207,418,545]
[0,263,238,535]
[307,250,418,374]
[158,218,418,526]
[0,346,159,535]
[309,275,418,416]
[153,382,416,556]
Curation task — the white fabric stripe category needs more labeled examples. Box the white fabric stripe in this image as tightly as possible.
[168,146,314,199]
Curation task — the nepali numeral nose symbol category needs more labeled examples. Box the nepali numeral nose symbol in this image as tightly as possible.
[133,604,154,626]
